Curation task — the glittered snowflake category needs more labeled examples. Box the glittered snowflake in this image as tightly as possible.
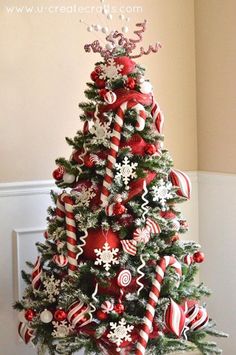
[115,156,138,188]
[72,186,96,208]
[94,242,119,272]
[43,275,60,302]
[151,179,174,208]
[99,58,124,81]
[90,120,111,145]
[107,318,134,351]
[52,320,74,338]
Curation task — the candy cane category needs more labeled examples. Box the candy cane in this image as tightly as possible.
[18,322,35,344]
[56,193,78,275]
[32,256,42,290]
[169,169,191,199]
[63,195,78,275]
[135,256,182,355]
[100,100,147,207]
[151,101,164,135]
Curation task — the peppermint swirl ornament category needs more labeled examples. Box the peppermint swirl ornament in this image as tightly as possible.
[117,269,132,287]
[104,90,117,104]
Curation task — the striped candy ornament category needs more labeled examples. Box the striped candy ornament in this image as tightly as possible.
[52,254,68,267]
[135,256,182,355]
[63,195,78,275]
[117,269,132,287]
[133,218,161,244]
[169,169,191,200]
[186,304,209,331]
[120,239,137,256]
[31,256,42,290]
[100,100,147,207]
[151,101,164,135]
[18,322,35,344]
[67,301,92,328]
[165,298,186,337]
[56,193,78,275]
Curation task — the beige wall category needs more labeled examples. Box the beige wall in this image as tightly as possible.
[195,0,236,173]
[0,0,197,182]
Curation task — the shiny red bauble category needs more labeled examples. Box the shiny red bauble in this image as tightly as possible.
[90,70,99,81]
[82,228,121,260]
[54,309,67,322]
[114,303,125,314]
[44,231,48,239]
[113,202,126,215]
[193,251,205,263]
[24,309,36,321]
[96,310,108,321]
[118,214,134,227]
[52,166,64,181]
[145,144,157,155]
[95,78,106,88]
[120,134,146,156]
[126,77,136,89]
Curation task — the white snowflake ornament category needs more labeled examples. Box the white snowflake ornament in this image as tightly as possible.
[52,320,74,338]
[90,119,111,145]
[115,156,138,188]
[94,242,119,272]
[107,318,134,351]
[43,275,60,302]
[99,58,124,81]
[151,179,174,209]
[72,186,96,208]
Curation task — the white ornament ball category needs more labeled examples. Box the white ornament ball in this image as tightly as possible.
[102,26,109,34]
[63,173,75,184]
[137,75,145,84]
[104,91,117,104]
[40,309,53,323]
[107,13,113,20]
[18,310,26,323]
[105,43,114,50]
[122,26,129,34]
[171,219,180,232]
[94,24,102,31]
[140,81,153,94]
[87,26,93,32]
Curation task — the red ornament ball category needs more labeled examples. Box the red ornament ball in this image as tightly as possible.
[82,228,121,260]
[193,251,205,263]
[99,88,108,98]
[171,234,180,243]
[90,70,98,81]
[54,309,67,322]
[114,303,125,314]
[95,78,106,88]
[96,310,108,321]
[52,166,64,181]
[94,66,101,74]
[145,144,157,155]
[113,202,126,215]
[25,309,36,322]
[118,214,134,227]
[44,231,48,239]
[126,77,136,89]
[114,56,136,75]
[84,154,95,168]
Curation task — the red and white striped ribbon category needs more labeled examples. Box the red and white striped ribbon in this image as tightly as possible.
[18,322,35,344]
[100,100,147,207]
[31,256,42,290]
[120,239,137,256]
[56,193,78,275]
[151,101,164,135]
[135,256,182,355]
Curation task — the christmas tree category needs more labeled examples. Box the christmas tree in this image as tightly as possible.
[14,20,227,355]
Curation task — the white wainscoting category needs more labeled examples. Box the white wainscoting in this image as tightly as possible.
[198,172,235,354]
[0,173,205,355]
